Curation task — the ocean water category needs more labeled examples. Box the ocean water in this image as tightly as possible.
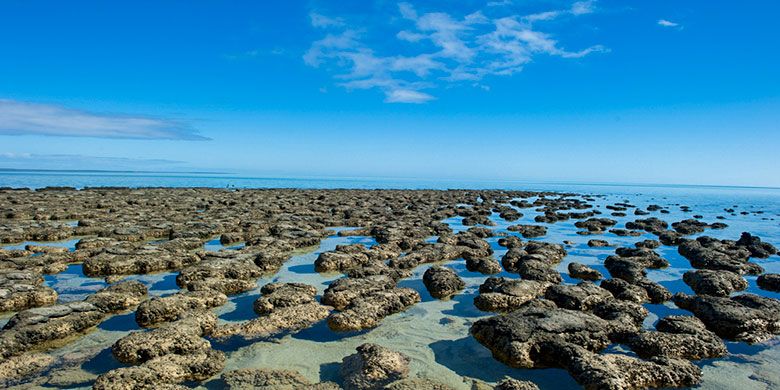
[1,172,779,389]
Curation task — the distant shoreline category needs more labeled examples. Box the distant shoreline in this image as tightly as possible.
[0,168,231,175]
[0,170,779,192]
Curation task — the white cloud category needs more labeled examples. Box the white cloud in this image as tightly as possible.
[398,2,417,19]
[305,2,604,103]
[384,89,434,103]
[0,153,190,171]
[487,0,513,7]
[524,11,562,22]
[570,1,596,16]
[310,12,344,28]
[658,19,680,28]
[397,30,426,42]
[303,31,360,67]
[0,99,209,140]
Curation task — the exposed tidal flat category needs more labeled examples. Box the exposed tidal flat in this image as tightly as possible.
[0,185,779,389]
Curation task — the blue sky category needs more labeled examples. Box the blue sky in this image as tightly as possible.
[0,1,778,186]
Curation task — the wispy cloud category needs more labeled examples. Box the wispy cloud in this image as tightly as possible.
[310,12,345,28]
[0,99,209,140]
[304,1,605,103]
[570,1,596,16]
[0,152,187,171]
[384,89,435,104]
[487,0,513,7]
[657,19,680,28]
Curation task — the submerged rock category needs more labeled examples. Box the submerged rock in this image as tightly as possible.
[465,256,502,274]
[222,368,339,389]
[550,342,701,390]
[544,282,613,311]
[671,219,727,235]
[494,378,540,390]
[93,349,225,390]
[321,275,396,311]
[0,282,147,360]
[621,315,726,360]
[575,218,617,234]
[587,239,611,247]
[215,302,331,339]
[678,236,762,275]
[682,269,747,297]
[136,290,228,327]
[757,273,780,292]
[470,301,624,369]
[507,224,547,238]
[0,270,57,312]
[600,278,649,303]
[422,266,465,299]
[84,280,147,312]
[625,217,668,234]
[113,312,217,364]
[177,256,264,295]
[0,353,56,387]
[736,232,778,258]
[473,277,550,312]
[328,288,419,331]
[253,282,317,315]
[346,262,411,281]
[567,262,603,281]
[673,293,780,343]
[341,343,409,390]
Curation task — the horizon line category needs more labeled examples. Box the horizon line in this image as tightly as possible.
[1,168,779,191]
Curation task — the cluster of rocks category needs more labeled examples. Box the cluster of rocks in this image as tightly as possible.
[470,298,710,389]
[0,244,80,279]
[469,227,780,389]
[678,235,764,275]
[322,275,420,331]
[221,368,339,389]
[1,188,778,389]
[682,269,747,297]
[389,231,493,270]
[671,219,728,235]
[474,277,552,312]
[587,239,611,247]
[673,293,780,343]
[220,343,510,390]
[603,246,672,303]
[214,282,331,339]
[0,270,57,312]
[758,273,780,292]
[500,238,567,283]
[422,266,465,299]
[97,312,225,389]
[92,276,239,388]
[0,281,147,385]
[507,224,547,238]
[315,243,401,273]
[575,218,617,235]
[568,262,603,281]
